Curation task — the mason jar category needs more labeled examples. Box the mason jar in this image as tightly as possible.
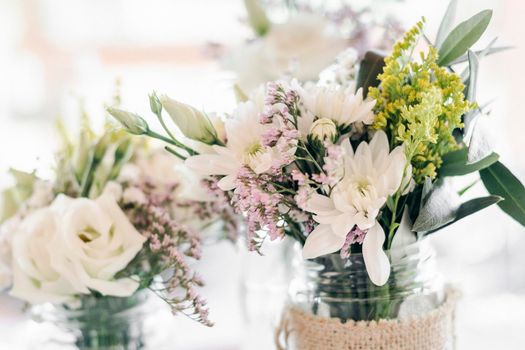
[289,240,444,322]
[31,290,150,350]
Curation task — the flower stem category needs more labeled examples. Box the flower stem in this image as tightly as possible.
[146,130,198,156]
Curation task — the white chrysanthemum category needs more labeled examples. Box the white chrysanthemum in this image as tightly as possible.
[302,131,410,286]
[300,85,376,129]
[186,101,285,191]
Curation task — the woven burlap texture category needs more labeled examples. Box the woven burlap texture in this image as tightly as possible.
[276,288,460,350]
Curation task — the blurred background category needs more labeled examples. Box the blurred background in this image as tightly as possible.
[0,0,524,349]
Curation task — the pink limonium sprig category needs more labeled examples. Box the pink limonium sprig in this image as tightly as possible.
[122,180,213,326]
[340,226,367,259]
[233,166,286,251]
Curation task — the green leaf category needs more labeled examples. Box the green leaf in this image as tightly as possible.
[428,195,502,233]
[436,0,458,47]
[437,10,493,66]
[413,179,460,232]
[439,148,499,177]
[480,161,525,226]
[356,50,386,98]
[449,37,511,65]
[467,116,494,164]
[463,50,479,98]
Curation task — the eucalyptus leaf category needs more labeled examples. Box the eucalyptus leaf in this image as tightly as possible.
[413,179,460,232]
[436,0,458,47]
[467,116,495,164]
[356,50,386,98]
[440,148,498,177]
[437,10,493,66]
[480,161,525,226]
[448,42,511,65]
[428,195,502,233]
[463,50,479,94]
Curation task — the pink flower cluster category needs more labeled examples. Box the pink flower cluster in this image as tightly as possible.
[311,142,344,186]
[340,226,367,259]
[233,166,284,251]
[123,180,213,326]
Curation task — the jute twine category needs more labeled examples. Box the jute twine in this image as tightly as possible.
[275,288,461,350]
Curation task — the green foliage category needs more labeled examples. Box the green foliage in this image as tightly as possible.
[54,115,137,199]
[0,169,38,223]
[412,179,501,233]
[435,0,458,48]
[437,10,493,66]
[480,161,525,226]
[439,148,498,177]
[369,20,473,183]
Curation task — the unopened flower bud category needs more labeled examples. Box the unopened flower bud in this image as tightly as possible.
[160,95,218,145]
[243,0,270,36]
[309,118,337,141]
[106,107,149,135]
[149,91,163,116]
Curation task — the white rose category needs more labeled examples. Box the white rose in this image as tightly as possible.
[10,208,78,303]
[225,13,346,91]
[49,194,146,297]
[9,193,146,304]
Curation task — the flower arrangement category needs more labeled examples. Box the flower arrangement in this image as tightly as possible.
[0,109,238,327]
[110,4,525,293]
[224,0,403,92]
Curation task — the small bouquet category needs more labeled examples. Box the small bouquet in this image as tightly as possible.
[111,6,525,287]
[0,108,229,347]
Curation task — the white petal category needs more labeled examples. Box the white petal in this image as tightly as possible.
[304,193,338,216]
[369,130,389,165]
[362,223,391,286]
[185,152,239,176]
[217,174,237,191]
[330,213,356,238]
[302,225,346,259]
[341,138,354,156]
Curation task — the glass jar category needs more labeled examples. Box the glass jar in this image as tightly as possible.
[239,237,295,350]
[288,240,444,322]
[31,290,150,350]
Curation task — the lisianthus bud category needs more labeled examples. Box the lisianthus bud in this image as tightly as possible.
[106,107,149,135]
[160,95,218,145]
[243,0,270,37]
[208,113,226,144]
[148,91,163,116]
[309,118,337,141]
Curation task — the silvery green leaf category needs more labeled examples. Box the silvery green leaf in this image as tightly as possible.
[439,147,498,177]
[427,195,502,234]
[437,10,492,66]
[413,179,460,232]
[420,177,433,211]
[448,38,511,65]
[462,50,479,91]
[436,0,458,47]
[467,115,494,164]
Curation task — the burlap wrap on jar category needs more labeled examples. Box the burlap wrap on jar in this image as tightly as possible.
[276,288,460,350]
